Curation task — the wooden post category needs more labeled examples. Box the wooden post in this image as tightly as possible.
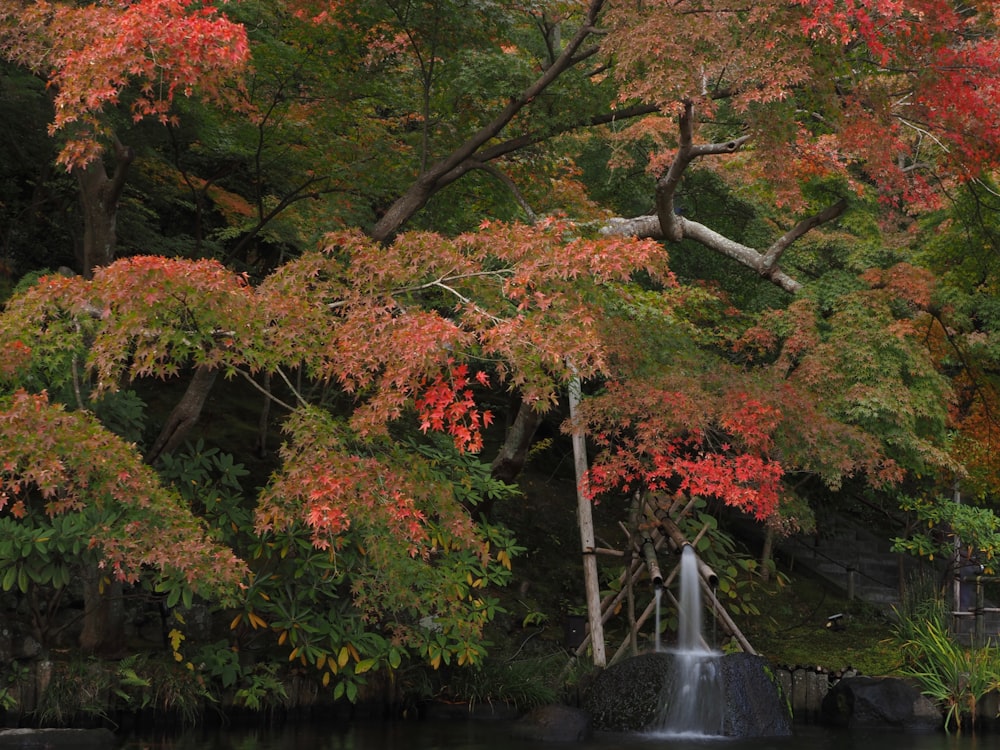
[568,373,605,667]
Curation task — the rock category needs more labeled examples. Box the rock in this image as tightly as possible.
[582,652,792,737]
[0,728,117,747]
[582,652,672,732]
[820,676,941,731]
[511,704,592,742]
[719,653,794,737]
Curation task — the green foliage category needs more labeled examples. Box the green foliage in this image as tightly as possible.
[675,502,786,619]
[111,653,214,726]
[90,390,147,445]
[441,655,560,711]
[233,664,289,713]
[0,516,80,594]
[192,641,241,690]
[893,494,1000,573]
[34,658,116,727]
[895,598,1000,731]
[32,653,224,727]
[0,662,29,714]
[187,642,288,712]
[408,437,520,510]
[160,438,523,703]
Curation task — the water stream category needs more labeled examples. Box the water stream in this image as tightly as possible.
[653,586,662,653]
[653,545,724,737]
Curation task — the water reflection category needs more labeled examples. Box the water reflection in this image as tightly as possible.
[118,721,1000,750]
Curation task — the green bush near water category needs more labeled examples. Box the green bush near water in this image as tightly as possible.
[894,595,1000,732]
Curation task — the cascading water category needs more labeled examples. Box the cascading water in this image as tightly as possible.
[653,586,662,653]
[654,545,724,737]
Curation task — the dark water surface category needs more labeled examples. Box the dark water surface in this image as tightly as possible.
[116,721,1000,750]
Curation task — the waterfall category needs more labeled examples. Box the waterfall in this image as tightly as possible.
[654,545,724,737]
[677,544,703,651]
[654,586,662,653]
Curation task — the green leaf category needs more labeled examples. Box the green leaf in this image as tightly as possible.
[166,586,181,609]
[353,658,376,675]
[388,649,402,669]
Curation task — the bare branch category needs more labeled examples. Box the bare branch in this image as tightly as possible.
[655,100,750,242]
[602,100,845,295]
[371,0,608,241]
[680,219,804,294]
[468,163,538,224]
[761,199,847,271]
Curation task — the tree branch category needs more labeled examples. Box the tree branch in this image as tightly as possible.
[413,101,660,209]
[760,199,847,271]
[370,0,607,242]
[655,100,749,242]
[602,100,845,295]
[468,163,538,224]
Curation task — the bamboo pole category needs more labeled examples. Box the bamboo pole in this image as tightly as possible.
[703,579,757,655]
[572,533,671,660]
[656,516,719,587]
[642,538,663,586]
[568,373,605,667]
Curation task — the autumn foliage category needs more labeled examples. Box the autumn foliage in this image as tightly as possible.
[0,0,249,166]
[1,0,1000,688]
[605,0,1000,210]
[0,388,245,597]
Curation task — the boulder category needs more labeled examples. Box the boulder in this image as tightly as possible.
[582,652,792,737]
[582,652,673,732]
[719,653,793,737]
[511,704,592,742]
[820,676,941,731]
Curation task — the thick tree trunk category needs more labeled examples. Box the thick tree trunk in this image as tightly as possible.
[78,567,125,656]
[74,139,134,278]
[490,398,543,483]
[147,365,219,464]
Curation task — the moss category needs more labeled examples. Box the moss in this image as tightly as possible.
[736,572,903,675]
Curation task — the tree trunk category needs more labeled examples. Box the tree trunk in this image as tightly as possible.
[147,365,219,464]
[490,398,543,483]
[760,526,775,583]
[74,139,134,278]
[78,566,125,656]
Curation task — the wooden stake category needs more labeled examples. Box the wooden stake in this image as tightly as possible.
[568,373,605,668]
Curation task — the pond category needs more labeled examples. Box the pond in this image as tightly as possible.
[116,720,1000,750]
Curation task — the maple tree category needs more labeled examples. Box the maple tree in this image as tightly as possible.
[600,0,1000,277]
[0,0,249,276]
[912,181,1000,500]
[0,207,964,668]
[0,222,669,677]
